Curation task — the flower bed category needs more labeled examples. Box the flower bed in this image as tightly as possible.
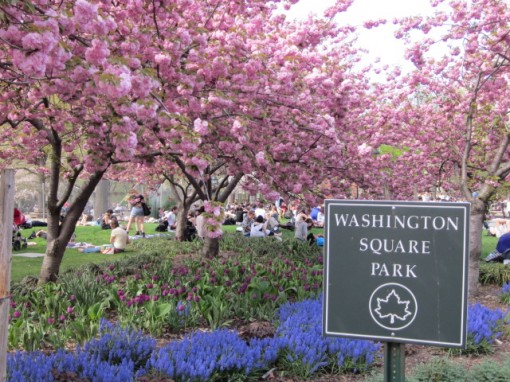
[8,299,380,382]
[6,235,510,380]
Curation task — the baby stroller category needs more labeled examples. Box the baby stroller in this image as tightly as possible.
[12,225,28,251]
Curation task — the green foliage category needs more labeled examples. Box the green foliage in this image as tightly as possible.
[10,224,161,282]
[479,262,510,285]
[374,358,510,382]
[500,294,510,305]
[59,272,107,309]
[377,143,408,159]
[406,358,468,382]
[469,359,510,381]
[448,337,493,356]
[198,291,233,330]
[8,232,324,350]
[129,234,200,256]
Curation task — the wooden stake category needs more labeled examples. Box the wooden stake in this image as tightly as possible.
[0,170,15,382]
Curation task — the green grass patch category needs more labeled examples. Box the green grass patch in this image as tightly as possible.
[11,223,492,285]
[11,223,160,283]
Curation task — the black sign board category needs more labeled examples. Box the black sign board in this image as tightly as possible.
[323,200,469,348]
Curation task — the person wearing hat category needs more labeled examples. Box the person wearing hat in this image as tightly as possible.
[485,232,510,264]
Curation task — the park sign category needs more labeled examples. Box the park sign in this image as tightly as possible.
[323,200,470,348]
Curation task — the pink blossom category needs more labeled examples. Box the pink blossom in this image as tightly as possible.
[12,50,48,77]
[208,227,223,239]
[255,152,266,166]
[85,39,110,66]
[74,0,98,26]
[193,118,209,135]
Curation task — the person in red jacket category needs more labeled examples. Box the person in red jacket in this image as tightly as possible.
[13,208,26,227]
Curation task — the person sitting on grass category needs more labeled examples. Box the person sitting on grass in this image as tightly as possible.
[250,215,271,237]
[315,206,325,228]
[485,232,510,264]
[241,210,256,237]
[101,209,114,230]
[488,218,510,237]
[108,218,129,254]
[295,218,313,242]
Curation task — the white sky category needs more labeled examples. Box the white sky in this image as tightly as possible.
[288,0,437,72]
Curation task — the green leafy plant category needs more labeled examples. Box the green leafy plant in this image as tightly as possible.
[479,263,510,285]
[141,300,172,336]
[469,359,510,381]
[198,290,233,330]
[407,358,468,382]
[59,272,107,309]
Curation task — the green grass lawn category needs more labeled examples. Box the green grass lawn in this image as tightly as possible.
[11,223,161,283]
[10,223,497,284]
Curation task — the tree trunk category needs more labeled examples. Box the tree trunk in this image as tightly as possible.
[38,170,106,284]
[94,179,110,220]
[38,198,86,283]
[38,233,70,283]
[468,199,485,296]
[174,208,189,241]
[201,236,220,258]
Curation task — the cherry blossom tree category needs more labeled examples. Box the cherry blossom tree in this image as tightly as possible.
[353,0,510,294]
[0,0,162,282]
[1,0,365,274]
[108,1,363,257]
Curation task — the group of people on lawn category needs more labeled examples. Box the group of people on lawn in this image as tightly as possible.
[76,194,327,253]
[236,201,324,245]
[77,191,144,254]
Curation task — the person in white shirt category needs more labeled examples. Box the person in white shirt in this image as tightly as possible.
[315,206,325,228]
[250,215,269,237]
[110,218,129,253]
[254,202,266,219]
[165,206,178,231]
[195,206,206,239]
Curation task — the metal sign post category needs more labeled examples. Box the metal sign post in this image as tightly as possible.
[323,200,470,379]
[384,342,405,381]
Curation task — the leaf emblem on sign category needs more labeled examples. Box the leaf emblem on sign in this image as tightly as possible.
[374,289,412,324]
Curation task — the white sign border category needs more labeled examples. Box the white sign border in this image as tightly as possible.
[323,200,469,347]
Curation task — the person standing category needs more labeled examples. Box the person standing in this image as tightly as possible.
[126,192,146,237]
